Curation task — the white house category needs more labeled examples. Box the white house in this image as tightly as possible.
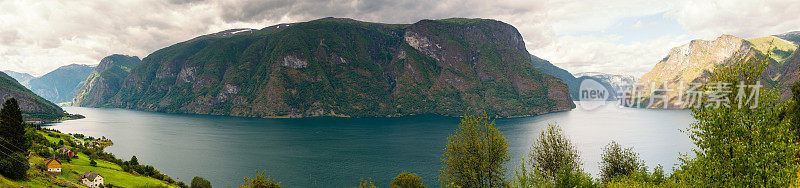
[79,171,104,188]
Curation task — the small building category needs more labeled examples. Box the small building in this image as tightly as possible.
[43,156,61,173]
[79,171,104,188]
[59,146,75,158]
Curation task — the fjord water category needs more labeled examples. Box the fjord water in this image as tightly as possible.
[47,102,692,187]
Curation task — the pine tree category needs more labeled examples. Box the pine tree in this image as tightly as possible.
[0,98,28,154]
[130,155,139,166]
[0,98,29,180]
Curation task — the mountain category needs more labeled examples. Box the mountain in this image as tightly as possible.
[529,55,617,100]
[634,33,799,108]
[27,64,95,104]
[530,55,579,94]
[73,54,141,107]
[0,72,73,121]
[775,31,800,44]
[84,18,574,118]
[1,70,34,86]
[574,72,636,96]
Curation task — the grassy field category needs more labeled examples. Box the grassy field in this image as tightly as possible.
[0,130,179,188]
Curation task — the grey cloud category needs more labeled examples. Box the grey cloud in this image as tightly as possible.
[0,30,20,45]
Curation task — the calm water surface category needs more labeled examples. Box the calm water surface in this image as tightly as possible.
[47,102,693,187]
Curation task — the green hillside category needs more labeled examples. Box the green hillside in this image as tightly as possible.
[96,17,574,118]
[0,72,70,121]
[74,54,141,107]
[746,36,796,63]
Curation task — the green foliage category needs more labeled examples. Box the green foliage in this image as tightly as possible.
[103,18,566,118]
[0,72,66,121]
[356,178,377,188]
[0,98,30,180]
[391,172,426,188]
[90,158,98,166]
[552,166,597,188]
[239,170,280,188]
[511,123,597,188]
[675,50,800,186]
[599,141,643,182]
[788,81,800,140]
[527,124,581,182]
[0,152,28,180]
[191,176,212,188]
[439,112,510,187]
[130,155,139,166]
[0,98,29,153]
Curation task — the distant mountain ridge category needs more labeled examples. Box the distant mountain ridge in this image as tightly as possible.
[80,18,574,118]
[529,55,618,100]
[1,70,34,87]
[574,72,636,96]
[27,64,95,104]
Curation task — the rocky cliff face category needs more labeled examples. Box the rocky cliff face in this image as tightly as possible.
[27,64,95,104]
[73,54,141,107]
[92,18,573,118]
[635,34,799,108]
[0,72,70,121]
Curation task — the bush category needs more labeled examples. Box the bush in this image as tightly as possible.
[599,141,642,182]
[192,176,212,188]
[239,170,280,188]
[440,111,510,187]
[553,165,597,188]
[391,172,426,188]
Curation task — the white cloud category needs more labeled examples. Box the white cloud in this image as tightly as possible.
[533,34,690,77]
[667,0,800,39]
[632,21,644,29]
[0,0,797,78]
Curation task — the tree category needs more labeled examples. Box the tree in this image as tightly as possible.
[0,98,29,180]
[676,51,800,186]
[90,158,98,167]
[191,176,212,188]
[512,123,596,188]
[527,123,581,181]
[130,155,139,166]
[0,98,29,153]
[0,152,28,180]
[391,172,426,188]
[439,111,510,187]
[599,141,642,182]
[239,170,280,188]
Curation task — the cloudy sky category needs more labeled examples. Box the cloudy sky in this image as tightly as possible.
[0,0,798,77]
